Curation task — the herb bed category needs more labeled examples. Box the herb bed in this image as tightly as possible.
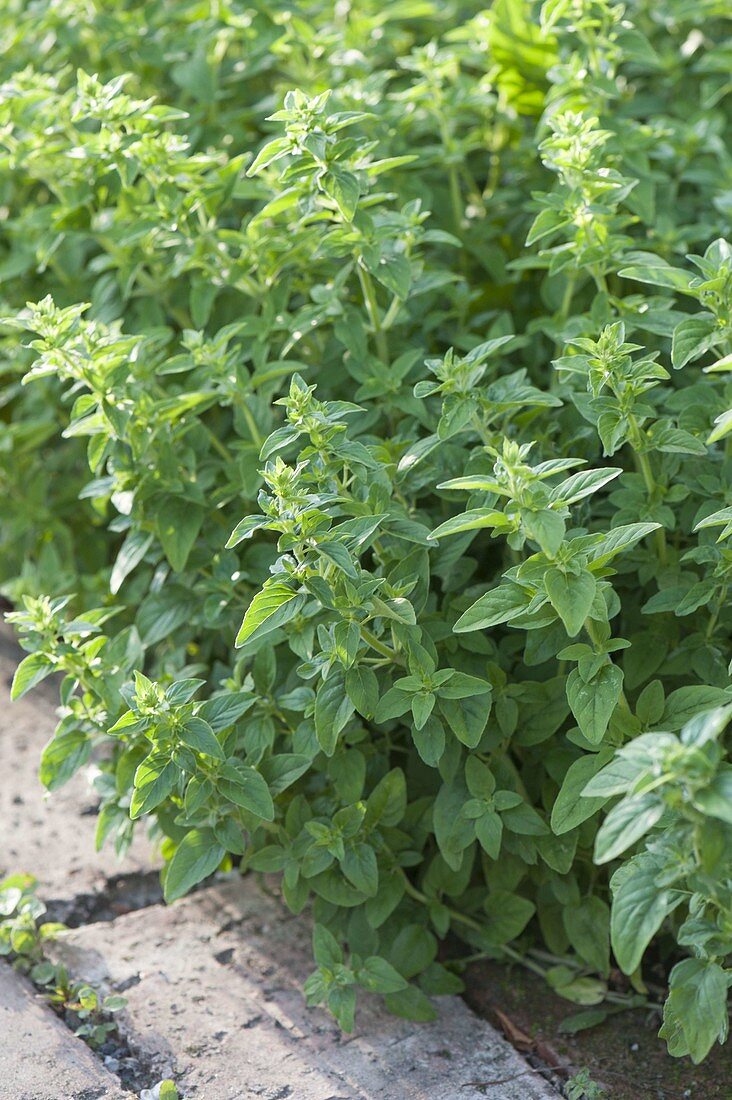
[2,0,732,1073]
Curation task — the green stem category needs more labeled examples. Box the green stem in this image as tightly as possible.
[135,270,193,330]
[494,943,548,980]
[403,876,660,1012]
[437,116,463,236]
[357,265,389,363]
[484,95,506,201]
[470,413,493,448]
[401,874,548,977]
[237,398,264,449]
[381,294,403,331]
[361,625,400,662]
[724,433,732,463]
[551,274,578,386]
[203,424,234,464]
[706,584,728,640]
[628,423,668,566]
[559,273,577,322]
[447,165,463,238]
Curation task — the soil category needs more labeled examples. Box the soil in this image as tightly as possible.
[45,870,164,927]
[463,958,732,1100]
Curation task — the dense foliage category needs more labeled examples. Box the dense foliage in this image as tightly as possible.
[4,0,732,1062]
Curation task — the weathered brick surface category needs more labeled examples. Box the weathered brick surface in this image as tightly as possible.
[0,964,127,1100]
[0,626,157,903]
[53,878,558,1100]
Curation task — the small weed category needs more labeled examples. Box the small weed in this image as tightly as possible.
[0,876,125,1048]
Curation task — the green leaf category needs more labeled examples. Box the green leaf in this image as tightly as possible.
[341,843,378,896]
[544,569,596,637]
[430,509,505,540]
[235,582,305,647]
[315,672,355,755]
[526,207,571,246]
[475,810,503,858]
[411,715,446,767]
[225,515,268,547]
[345,665,379,718]
[213,816,245,854]
[440,692,491,747]
[318,539,359,579]
[594,792,664,864]
[369,253,412,299]
[313,923,343,968]
[549,467,622,505]
[328,985,357,1032]
[260,424,300,460]
[465,756,496,798]
[110,530,154,594]
[566,664,623,745]
[130,753,178,820]
[248,845,287,873]
[164,829,225,902]
[383,984,437,1022]
[438,673,492,699]
[483,890,535,945]
[693,768,732,824]
[433,781,475,870]
[217,762,274,820]
[582,750,657,798]
[322,169,360,220]
[551,750,613,834]
[454,583,530,632]
[558,1008,610,1035]
[501,801,549,836]
[40,726,90,791]
[11,652,54,701]
[155,497,204,573]
[671,313,717,369]
[247,136,291,175]
[563,896,610,976]
[661,687,732,731]
[197,693,256,732]
[259,753,311,795]
[178,717,224,760]
[389,924,437,977]
[708,408,732,444]
[522,508,565,555]
[137,587,192,645]
[411,691,435,730]
[365,768,406,827]
[437,475,506,493]
[681,704,732,747]
[610,854,681,974]
[618,253,693,290]
[659,959,729,1063]
[373,686,412,723]
[546,968,606,1006]
[166,678,205,705]
[358,956,408,994]
[584,523,662,566]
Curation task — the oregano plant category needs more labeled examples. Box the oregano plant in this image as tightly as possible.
[3,0,732,1061]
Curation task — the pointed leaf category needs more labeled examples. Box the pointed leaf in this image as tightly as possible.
[235,582,305,647]
[164,829,225,902]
